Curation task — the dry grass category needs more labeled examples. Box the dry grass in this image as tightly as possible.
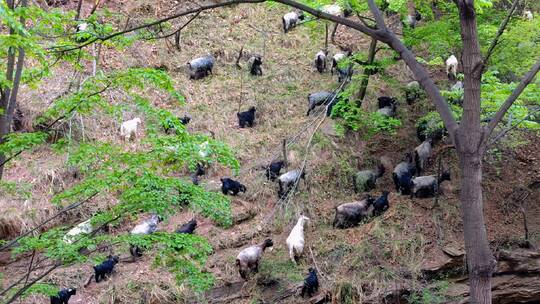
[1,1,539,303]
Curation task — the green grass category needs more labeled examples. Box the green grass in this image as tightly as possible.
[259,247,305,282]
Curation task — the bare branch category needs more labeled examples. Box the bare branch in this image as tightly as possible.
[51,0,384,53]
[484,58,540,143]
[483,0,519,67]
[367,0,387,30]
[486,109,539,148]
[0,192,99,251]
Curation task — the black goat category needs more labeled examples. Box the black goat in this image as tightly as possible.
[265,160,285,181]
[373,191,390,216]
[50,288,76,304]
[237,106,256,128]
[176,219,197,234]
[301,268,319,298]
[221,178,246,196]
[94,255,119,283]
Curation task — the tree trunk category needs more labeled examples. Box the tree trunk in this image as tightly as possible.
[455,1,495,302]
[0,0,27,179]
[458,153,495,304]
[356,37,377,104]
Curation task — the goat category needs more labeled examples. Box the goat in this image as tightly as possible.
[187,56,214,79]
[377,103,397,117]
[221,177,246,196]
[176,219,197,234]
[307,91,335,116]
[285,215,309,264]
[331,51,351,75]
[414,139,433,174]
[120,117,142,141]
[249,55,263,76]
[236,239,273,280]
[315,50,327,73]
[378,96,397,109]
[50,288,76,304]
[301,268,319,298]
[265,160,285,181]
[321,4,346,42]
[277,169,306,198]
[410,169,451,198]
[353,164,385,193]
[405,81,421,104]
[63,219,92,244]
[283,11,305,33]
[129,214,160,257]
[446,55,458,80]
[94,255,119,283]
[333,196,374,229]
[392,152,416,195]
[373,191,390,216]
[237,106,256,128]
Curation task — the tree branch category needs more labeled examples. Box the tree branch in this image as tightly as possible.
[483,0,519,67]
[51,0,384,53]
[486,108,539,148]
[0,191,99,251]
[484,58,540,143]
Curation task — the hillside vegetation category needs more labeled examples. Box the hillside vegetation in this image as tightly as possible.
[0,0,539,303]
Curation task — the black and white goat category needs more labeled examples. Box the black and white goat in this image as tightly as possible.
[50,288,76,304]
[446,55,458,80]
[187,56,215,80]
[392,153,416,195]
[333,196,374,229]
[236,239,274,280]
[307,91,335,116]
[315,50,327,73]
[410,170,451,198]
[353,164,385,193]
[249,55,263,76]
[221,177,246,196]
[277,169,306,198]
[130,214,160,257]
[414,139,433,174]
[282,11,305,33]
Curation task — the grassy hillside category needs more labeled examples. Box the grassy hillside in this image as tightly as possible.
[0,1,538,303]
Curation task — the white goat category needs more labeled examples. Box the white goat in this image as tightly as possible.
[120,117,142,141]
[131,214,159,235]
[63,219,93,244]
[286,215,309,264]
[445,55,458,80]
[130,214,160,257]
[524,10,533,20]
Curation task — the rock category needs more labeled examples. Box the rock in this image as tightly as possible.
[444,248,540,303]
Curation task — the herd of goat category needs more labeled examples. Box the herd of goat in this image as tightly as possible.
[46,4,537,303]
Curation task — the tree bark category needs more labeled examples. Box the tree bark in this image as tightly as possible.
[458,153,495,304]
[356,37,377,103]
[0,0,27,179]
[454,2,495,303]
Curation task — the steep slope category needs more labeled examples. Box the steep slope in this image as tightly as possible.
[0,1,538,304]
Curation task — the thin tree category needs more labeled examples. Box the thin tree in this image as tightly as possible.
[0,0,27,179]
